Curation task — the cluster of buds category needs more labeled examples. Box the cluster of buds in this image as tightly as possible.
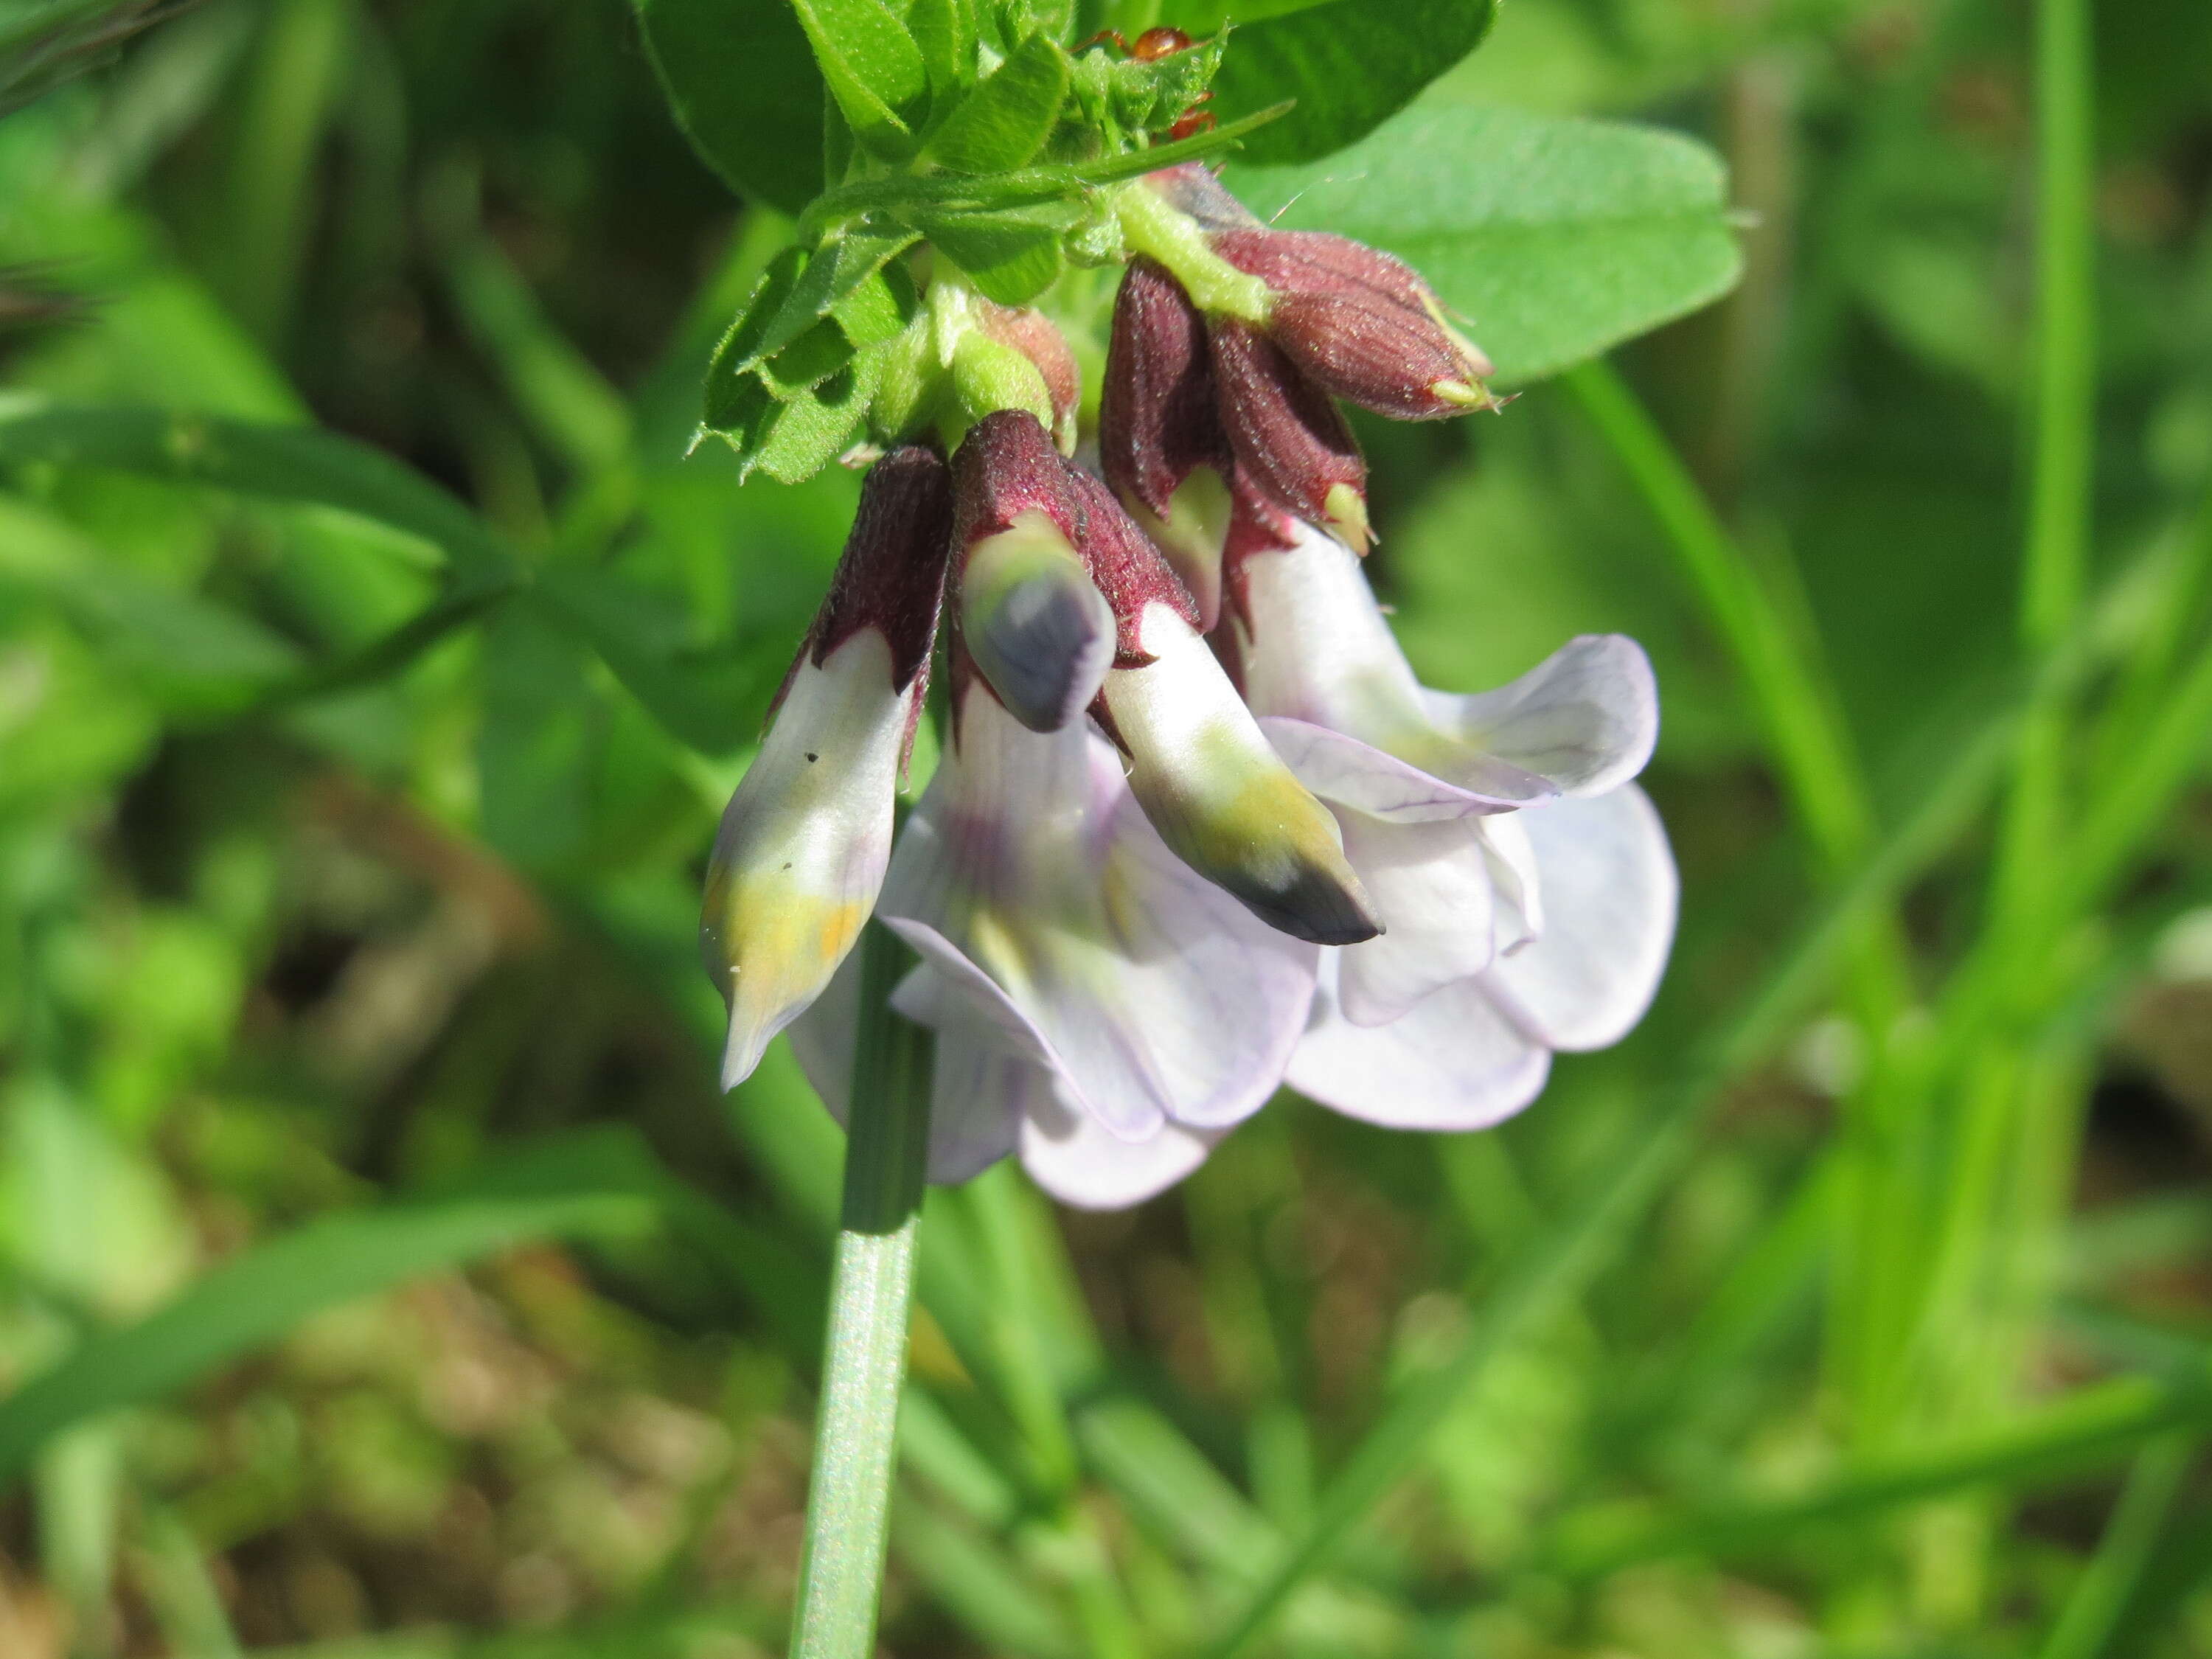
[1107,164,1498,576]
[704,167,1674,1208]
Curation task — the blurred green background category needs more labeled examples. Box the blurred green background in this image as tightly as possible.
[4,0,2212,1654]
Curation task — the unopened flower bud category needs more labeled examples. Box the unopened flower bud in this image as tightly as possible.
[868,310,940,444]
[702,445,954,1088]
[951,330,1055,439]
[951,411,1113,731]
[1100,257,1237,626]
[1064,467,1381,946]
[1211,227,1496,420]
[1208,317,1371,553]
[973,300,1081,452]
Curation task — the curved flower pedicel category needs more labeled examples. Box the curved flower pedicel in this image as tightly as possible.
[1234,516,1677,1127]
[699,445,953,1089]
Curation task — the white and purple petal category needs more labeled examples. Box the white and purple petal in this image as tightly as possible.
[1480,785,1676,1051]
[1331,811,1498,1027]
[1020,1096,1220,1210]
[1423,633,1660,799]
[1288,953,1551,1131]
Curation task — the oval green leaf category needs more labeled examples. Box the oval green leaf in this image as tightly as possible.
[1228,104,1744,384]
[633,0,826,215]
[1208,0,1495,165]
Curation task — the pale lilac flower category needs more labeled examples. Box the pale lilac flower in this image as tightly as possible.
[700,446,952,1089]
[706,170,1677,1209]
[1233,517,1677,1128]
[789,681,1312,1207]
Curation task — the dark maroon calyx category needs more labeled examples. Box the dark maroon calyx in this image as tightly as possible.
[1062,465,1202,667]
[807,443,955,693]
[1099,257,1233,520]
[1206,317,1368,537]
[1219,466,1299,634]
[1268,291,1492,420]
[950,409,1086,554]
[1210,226,1439,316]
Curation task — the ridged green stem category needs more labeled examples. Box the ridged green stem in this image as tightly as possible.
[1113,181,1271,322]
[787,919,935,1659]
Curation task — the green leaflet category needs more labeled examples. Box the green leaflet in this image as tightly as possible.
[630,0,825,215]
[702,354,883,484]
[791,0,931,159]
[712,232,919,388]
[1230,104,1743,383]
[908,0,981,108]
[920,29,1071,175]
[908,200,1082,305]
[1208,0,1495,164]
[701,240,916,479]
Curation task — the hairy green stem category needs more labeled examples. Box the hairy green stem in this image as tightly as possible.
[1113,181,1272,321]
[787,920,935,1659]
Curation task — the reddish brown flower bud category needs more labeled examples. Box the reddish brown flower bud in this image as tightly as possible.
[1207,317,1371,553]
[1100,257,1236,626]
[951,408,1085,551]
[974,301,1082,450]
[1212,227,1496,420]
[1211,226,1434,313]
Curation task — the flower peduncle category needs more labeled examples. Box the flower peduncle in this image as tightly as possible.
[1113,181,1273,325]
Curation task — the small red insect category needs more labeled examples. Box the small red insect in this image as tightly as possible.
[1130,26,1193,59]
[1076,24,1209,138]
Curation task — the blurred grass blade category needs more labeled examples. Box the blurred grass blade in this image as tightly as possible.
[1197,664,2050,1658]
[0,403,519,596]
[1561,358,1874,871]
[440,229,633,479]
[1553,1380,2208,1579]
[891,1495,1082,1659]
[2037,1433,2194,1659]
[1,0,195,116]
[136,1505,246,1659]
[1077,1398,1283,1582]
[0,1129,664,1488]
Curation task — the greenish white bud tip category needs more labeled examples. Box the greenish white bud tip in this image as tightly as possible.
[961,509,1116,734]
[1102,603,1383,947]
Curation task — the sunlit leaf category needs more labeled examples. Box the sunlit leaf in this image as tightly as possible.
[1230,104,1742,383]
[632,0,825,215]
[791,0,930,158]
[1208,0,1495,164]
[920,29,1071,174]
